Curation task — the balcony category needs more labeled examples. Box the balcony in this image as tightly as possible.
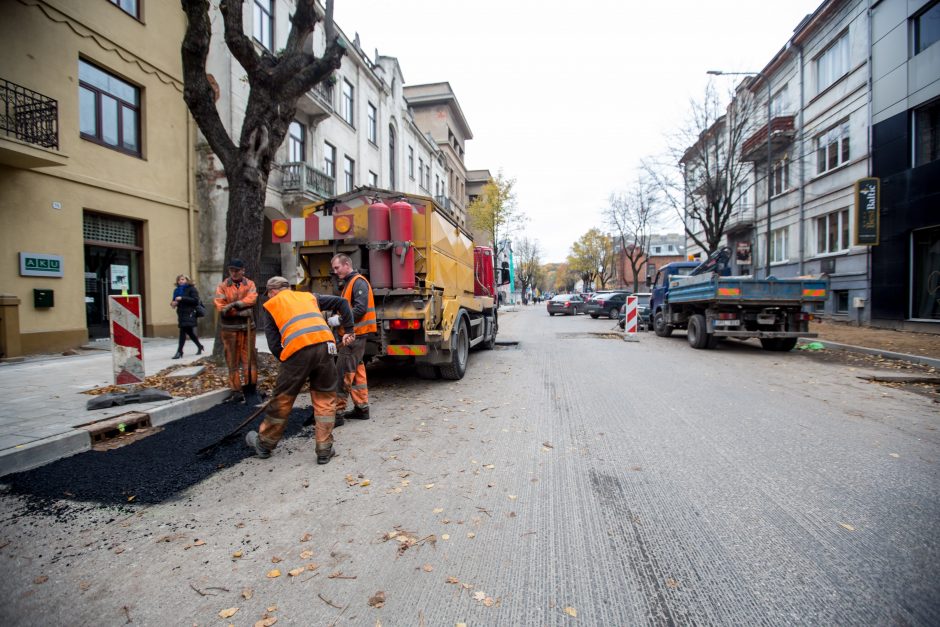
[280,162,335,202]
[434,195,451,210]
[0,78,66,168]
[724,203,755,233]
[741,115,795,162]
[296,80,334,122]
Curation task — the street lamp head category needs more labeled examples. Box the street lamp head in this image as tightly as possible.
[706,70,724,75]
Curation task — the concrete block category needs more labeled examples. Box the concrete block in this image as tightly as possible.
[167,366,206,378]
[0,430,90,478]
[149,389,231,427]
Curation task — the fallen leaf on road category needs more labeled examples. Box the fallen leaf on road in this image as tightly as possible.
[433,508,444,514]
[218,607,239,618]
[254,617,277,627]
[127,495,136,502]
[422,564,433,572]
[542,442,554,449]
[267,569,281,578]
[271,556,283,563]
[889,453,900,458]
[508,495,518,500]
[564,606,577,617]
[242,588,253,600]
[368,591,386,608]
[483,597,495,607]
[665,577,679,589]
[483,464,494,469]
[446,576,459,584]
[473,591,486,601]
[232,550,243,558]
[300,550,314,559]
[839,523,856,531]
[457,623,467,627]
[113,547,125,554]
[425,483,435,489]
[467,532,476,539]
[34,575,48,585]
[300,533,312,542]
[360,479,371,487]
[288,568,305,577]
[267,605,277,612]
[441,534,450,540]
[193,539,205,546]
[305,563,319,571]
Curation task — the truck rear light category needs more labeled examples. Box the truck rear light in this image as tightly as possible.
[389,319,421,330]
[717,312,738,320]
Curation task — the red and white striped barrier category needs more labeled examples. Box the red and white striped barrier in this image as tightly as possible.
[622,295,639,342]
[109,295,145,384]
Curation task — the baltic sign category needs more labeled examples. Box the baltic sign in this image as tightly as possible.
[19,252,64,277]
[854,177,880,246]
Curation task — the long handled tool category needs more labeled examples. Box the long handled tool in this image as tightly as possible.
[197,399,271,456]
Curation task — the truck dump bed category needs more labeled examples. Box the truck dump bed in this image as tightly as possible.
[668,274,828,306]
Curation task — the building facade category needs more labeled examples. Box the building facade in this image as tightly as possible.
[0,0,194,357]
[870,0,940,329]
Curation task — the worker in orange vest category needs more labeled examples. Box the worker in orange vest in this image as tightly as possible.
[213,259,260,405]
[245,276,354,464]
[330,253,377,421]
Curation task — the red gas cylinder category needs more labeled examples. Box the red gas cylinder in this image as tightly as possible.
[389,198,415,289]
[368,199,392,289]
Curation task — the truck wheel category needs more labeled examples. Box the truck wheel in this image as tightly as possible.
[687,314,710,349]
[439,316,469,380]
[415,363,440,379]
[482,311,497,350]
[653,311,673,337]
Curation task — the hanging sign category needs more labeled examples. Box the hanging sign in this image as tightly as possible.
[855,177,880,246]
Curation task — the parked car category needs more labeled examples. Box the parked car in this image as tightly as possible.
[618,293,652,329]
[547,294,585,316]
[585,291,631,319]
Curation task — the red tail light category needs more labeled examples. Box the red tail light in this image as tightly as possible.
[717,312,738,320]
[564,302,570,307]
[793,312,811,321]
[389,319,421,330]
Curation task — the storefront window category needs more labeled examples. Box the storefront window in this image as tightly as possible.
[911,225,940,320]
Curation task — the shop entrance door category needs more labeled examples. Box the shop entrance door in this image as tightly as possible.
[83,213,143,339]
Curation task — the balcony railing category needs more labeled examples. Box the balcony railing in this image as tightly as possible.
[281,162,335,198]
[725,204,755,232]
[313,81,333,106]
[741,115,795,162]
[1,78,58,149]
[434,194,451,210]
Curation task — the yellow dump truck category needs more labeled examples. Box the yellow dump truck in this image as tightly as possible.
[271,188,498,380]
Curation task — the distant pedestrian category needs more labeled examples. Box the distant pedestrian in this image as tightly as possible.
[214,259,260,405]
[170,274,204,359]
[245,277,355,464]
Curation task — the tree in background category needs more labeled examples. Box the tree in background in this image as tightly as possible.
[642,81,756,255]
[181,0,344,292]
[514,237,543,299]
[467,171,526,252]
[568,228,615,291]
[605,178,664,292]
[552,262,577,293]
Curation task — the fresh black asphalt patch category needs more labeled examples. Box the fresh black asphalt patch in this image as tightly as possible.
[1,403,311,511]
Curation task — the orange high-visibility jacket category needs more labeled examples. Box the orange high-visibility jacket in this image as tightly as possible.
[263,290,334,361]
[341,274,377,336]
[214,278,258,314]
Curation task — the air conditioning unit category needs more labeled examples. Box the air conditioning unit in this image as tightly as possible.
[820,257,836,274]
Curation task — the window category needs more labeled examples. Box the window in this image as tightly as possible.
[771,157,790,196]
[770,226,788,263]
[79,60,140,155]
[771,85,789,116]
[816,120,851,174]
[425,164,431,190]
[815,209,850,255]
[388,125,396,189]
[253,0,273,51]
[408,146,414,179]
[816,32,849,93]
[287,121,305,162]
[108,0,138,18]
[418,158,425,188]
[367,103,377,143]
[342,80,354,126]
[911,225,940,319]
[914,98,940,166]
[834,290,849,313]
[653,246,662,254]
[435,174,440,196]
[914,1,940,54]
[344,156,354,191]
[368,171,378,186]
[323,142,336,178]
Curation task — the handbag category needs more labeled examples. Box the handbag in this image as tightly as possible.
[195,300,207,318]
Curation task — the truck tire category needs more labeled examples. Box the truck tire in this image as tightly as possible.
[760,337,798,351]
[687,314,710,349]
[439,316,469,380]
[482,310,497,350]
[653,311,673,337]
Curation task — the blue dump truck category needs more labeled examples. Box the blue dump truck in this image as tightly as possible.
[649,248,829,351]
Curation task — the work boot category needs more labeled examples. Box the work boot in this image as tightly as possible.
[228,390,245,404]
[341,405,370,420]
[245,430,271,459]
[243,384,263,406]
[316,446,336,465]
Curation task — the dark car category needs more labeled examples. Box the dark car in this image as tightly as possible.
[546,294,585,316]
[618,293,652,329]
[585,291,631,319]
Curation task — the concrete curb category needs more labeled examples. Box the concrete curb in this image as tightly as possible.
[0,388,233,478]
[798,338,940,369]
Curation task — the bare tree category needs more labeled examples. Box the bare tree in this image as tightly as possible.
[642,81,756,255]
[513,237,543,299]
[605,178,664,292]
[180,0,345,284]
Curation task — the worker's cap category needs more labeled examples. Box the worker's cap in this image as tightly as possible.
[227,259,245,269]
[266,276,290,291]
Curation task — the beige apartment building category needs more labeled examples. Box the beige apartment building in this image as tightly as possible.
[0,0,194,357]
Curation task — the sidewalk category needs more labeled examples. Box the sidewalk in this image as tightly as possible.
[0,336,270,477]
[0,321,936,479]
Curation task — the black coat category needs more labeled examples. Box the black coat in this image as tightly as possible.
[175,285,201,329]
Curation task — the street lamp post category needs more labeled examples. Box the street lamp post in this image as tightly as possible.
[707,70,773,277]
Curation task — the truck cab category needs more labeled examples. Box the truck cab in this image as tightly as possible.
[649,261,700,333]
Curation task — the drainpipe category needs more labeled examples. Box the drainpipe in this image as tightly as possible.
[187,113,196,282]
[791,40,806,275]
[866,0,874,323]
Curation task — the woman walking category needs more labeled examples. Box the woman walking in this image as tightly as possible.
[171,274,204,359]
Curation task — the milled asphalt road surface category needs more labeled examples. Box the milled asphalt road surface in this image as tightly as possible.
[0,306,937,626]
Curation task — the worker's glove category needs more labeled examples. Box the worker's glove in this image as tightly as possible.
[327,315,340,327]
[221,303,234,315]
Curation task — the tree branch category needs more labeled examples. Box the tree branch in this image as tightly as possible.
[181,0,237,167]
[220,0,261,78]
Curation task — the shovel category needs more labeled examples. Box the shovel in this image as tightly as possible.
[197,399,271,456]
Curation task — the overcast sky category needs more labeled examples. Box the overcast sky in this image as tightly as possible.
[334,0,824,263]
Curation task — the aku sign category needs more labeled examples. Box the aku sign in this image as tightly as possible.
[854,177,880,246]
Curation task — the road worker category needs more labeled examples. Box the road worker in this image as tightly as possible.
[214,259,260,405]
[245,276,355,464]
[330,253,377,421]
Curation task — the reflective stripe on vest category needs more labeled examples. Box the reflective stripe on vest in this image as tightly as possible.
[341,274,377,335]
[263,291,334,361]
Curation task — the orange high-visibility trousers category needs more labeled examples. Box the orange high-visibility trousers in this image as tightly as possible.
[336,335,368,412]
[220,326,257,392]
